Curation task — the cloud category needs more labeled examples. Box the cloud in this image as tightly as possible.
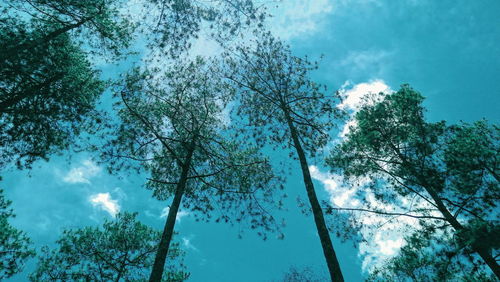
[269,0,334,40]
[160,207,190,222]
[89,193,120,217]
[62,159,101,184]
[338,49,392,77]
[336,80,393,138]
[309,165,418,270]
[181,236,198,251]
[338,79,392,111]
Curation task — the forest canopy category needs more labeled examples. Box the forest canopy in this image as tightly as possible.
[0,0,498,281]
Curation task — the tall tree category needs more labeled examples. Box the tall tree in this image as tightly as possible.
[327,85,499,278]
[0,188,34,280]
[223,33,345,281]
[30,212,188,281]
[104,58,283,281]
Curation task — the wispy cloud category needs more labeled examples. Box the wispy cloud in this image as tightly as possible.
[62,159,101,184]
[181,236,198,251]
[160,207,190,222]
[269,0,334,40]
[338,49,392,77]
[89,193,120,217]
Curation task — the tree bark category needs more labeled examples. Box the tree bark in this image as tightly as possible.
[149,141,196,282]
[283,108,344,282]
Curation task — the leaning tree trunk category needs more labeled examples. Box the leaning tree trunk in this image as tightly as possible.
[149,143,195,282]
[425,187,500,278]
[391,139,500,278]
[283,109,344,282]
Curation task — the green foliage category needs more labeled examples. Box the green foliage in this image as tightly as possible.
[104,58,284,237]
[327,85,499,277]
[30,212,188,281]
[0,0,132,168]
[2,0,133,57]
[0,189,35,280]
[0,21,104,168]
[369,225,496,282]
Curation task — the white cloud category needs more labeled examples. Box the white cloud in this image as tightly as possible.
[160,207,190,222]
[310,165,420,270]
[89,193,120,217]
[375,233,404,255]
[338,79,392,111]
[336,80,393,137]
[62,159,101,184]
[269,0,334,40]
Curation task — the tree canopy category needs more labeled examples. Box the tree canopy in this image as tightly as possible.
[30,212,188,281]
[327,85,499,278]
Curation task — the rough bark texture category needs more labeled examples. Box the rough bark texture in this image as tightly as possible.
[149,142,195,282]
[284,109,344,282]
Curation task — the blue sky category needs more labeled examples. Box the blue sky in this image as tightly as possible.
[3,0,500,281]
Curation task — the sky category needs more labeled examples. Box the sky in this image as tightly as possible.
[3,0,500,281]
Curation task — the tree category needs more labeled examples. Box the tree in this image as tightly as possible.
[30,212,188,281]
[103,58,283,281]
[223,33,345,281]
[327,85,499,278]
[0,23,104,168]
[0,188,34,279]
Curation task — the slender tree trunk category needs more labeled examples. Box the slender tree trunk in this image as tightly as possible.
[283,109,344,282]
[149,142,195,282]
[425,187,500,278]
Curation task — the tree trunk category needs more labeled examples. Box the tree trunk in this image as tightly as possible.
[149,142,195,282]
[394,145,500,278]
[283,109,344,282]
[425,187,500,278]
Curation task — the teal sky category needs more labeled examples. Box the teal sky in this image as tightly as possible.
[3,0,500,281]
